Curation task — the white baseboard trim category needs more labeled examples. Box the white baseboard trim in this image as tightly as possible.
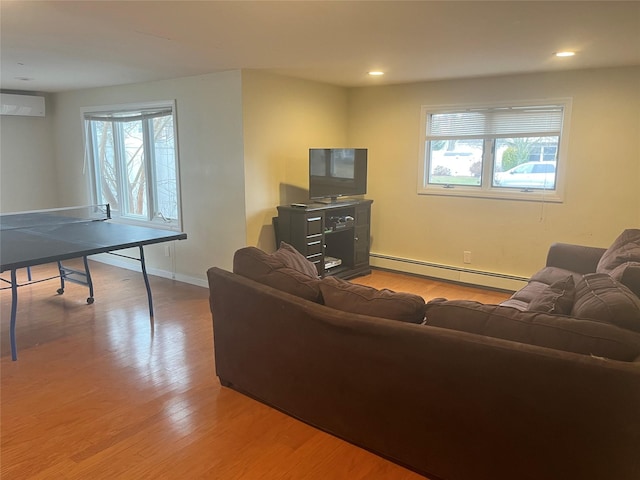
[89,251,527,292]
[370,252,528,292]
[89,253,208,289]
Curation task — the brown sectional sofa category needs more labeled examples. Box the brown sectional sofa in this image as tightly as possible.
[207,232,640,480]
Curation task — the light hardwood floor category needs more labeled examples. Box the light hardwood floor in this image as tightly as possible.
[1,261,510,479]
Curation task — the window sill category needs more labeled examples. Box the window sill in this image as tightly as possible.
[418,186,563,203]
[107,215,183,232]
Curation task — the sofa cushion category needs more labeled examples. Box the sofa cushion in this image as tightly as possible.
[423,299,640,361]
[571,273,640,333]
[609,261,640,299]
[527,275,575,314]
[597,229,640,274]
[233,246,322,302]
[272,241,319,278]
[319,276,426,324]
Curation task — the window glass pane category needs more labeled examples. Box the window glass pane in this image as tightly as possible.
[427,139,483,186]
[92,121,119,211]
[121,120,148,217]
[493,136,558,189]
[152,115,178,220]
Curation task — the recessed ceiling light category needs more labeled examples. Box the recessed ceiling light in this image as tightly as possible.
[555,51,576,57]
[368,71,384,76]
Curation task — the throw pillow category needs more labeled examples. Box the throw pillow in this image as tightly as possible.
[233,246,322,302]
[572,273,640,333]
[319,276,426,324]
[423,299,640,361]
[527,275,575,314]
[507,281,552,306]
[503,267,581,311]
[234,246,285,276]
[596,229,640,274]
[530,266,582,286]
[272,241,319,278]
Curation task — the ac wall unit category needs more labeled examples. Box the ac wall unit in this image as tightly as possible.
[0,93,46,117]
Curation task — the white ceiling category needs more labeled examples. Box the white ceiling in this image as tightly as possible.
[1,1,639,93]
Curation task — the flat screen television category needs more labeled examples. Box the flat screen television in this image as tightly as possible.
[309,148,367,202]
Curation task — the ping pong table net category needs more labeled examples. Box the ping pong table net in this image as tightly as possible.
[0,204,111,230]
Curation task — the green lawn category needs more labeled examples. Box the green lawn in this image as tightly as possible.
[429,175,480,186]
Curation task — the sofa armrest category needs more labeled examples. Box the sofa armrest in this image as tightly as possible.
[545,242,606,274]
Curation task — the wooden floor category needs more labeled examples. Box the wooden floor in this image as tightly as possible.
[1,262,510,479]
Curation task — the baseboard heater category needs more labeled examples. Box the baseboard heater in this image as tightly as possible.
[369,252,528,292]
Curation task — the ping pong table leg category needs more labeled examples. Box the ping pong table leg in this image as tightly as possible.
[57,261,65,294]
[139,245,154,317]
[10,269,18,361]
[83,256,95,304]
[56,258,94,303]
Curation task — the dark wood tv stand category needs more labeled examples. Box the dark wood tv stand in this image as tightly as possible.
[276,199,373,279]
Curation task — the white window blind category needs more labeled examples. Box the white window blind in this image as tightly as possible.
[428,105,564,139]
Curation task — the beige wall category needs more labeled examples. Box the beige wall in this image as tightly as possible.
[347,67,640,280]
[4,66,638,288]
[0,99,58,212]
[241,70,348,251]
[2,70,348,285]
[52,71,247,283]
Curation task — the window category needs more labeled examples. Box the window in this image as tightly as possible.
[83,102,181,229]
[418,100,571,202]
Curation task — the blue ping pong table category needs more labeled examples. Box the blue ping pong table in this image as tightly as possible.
[0,205,187,360]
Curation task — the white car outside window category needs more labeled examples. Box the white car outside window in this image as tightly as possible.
[493,161,556,189]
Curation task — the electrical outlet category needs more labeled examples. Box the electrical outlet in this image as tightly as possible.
[463,251,472,264]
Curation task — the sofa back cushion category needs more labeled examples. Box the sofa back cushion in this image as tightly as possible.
[233,246,322,302]
[571,273,640,333]
[609,262,640,299]
[319,276,426,324]
[424,299,640,361]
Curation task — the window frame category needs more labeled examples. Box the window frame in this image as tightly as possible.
[417,98,572,202]
[82,100,182,231]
